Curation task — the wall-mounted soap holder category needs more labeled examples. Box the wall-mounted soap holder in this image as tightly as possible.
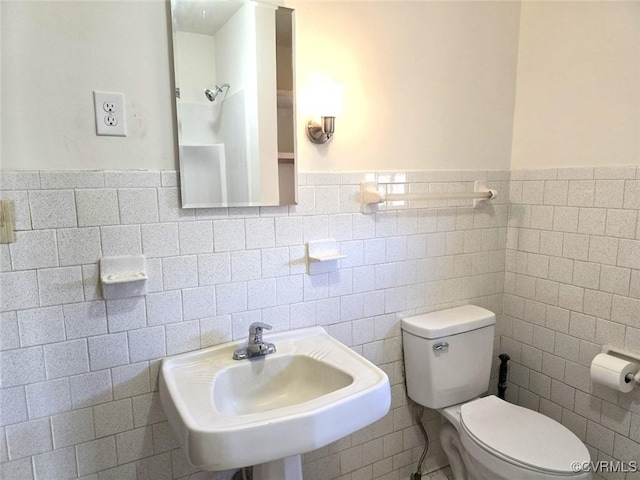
[307,239,346,275]
[100,255,148,299]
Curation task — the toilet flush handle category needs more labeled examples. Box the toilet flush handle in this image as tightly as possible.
[433,342,449,351]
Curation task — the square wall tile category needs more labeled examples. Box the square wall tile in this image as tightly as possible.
[118,188,159,224]
[88,333,129,370]
[198,252,231,285]
[588,236,618,266]
[200,315,232,347]
[57,227,101,266]
[63,301,107,339]
[165,320,200,355]
[178,221,213,254]
[128,326,166,362]
[213,219,246,251]
[93,398,133,438]
[245,217,276,249]
[10,230,58,270]
[75,436,117,476]
[577,208,606,236]
[606,209,637,239]
[146,290,182,326]
[141,223,179,258]
[51,408,95,449]
[215,282,247,315]
[275,217,302,247]
[1,458,33,480]
[132,392,166,428]
[44,339,90,379]
[543,181,568,206]
[5,417,52,460]
[29,190,77,229]
[33,446,77,480]
[231,250,261,282]
[38,266,84,306]
[17,306,65,346]
[552,207,579,233]
[112,362,150,400]
[25,378,71,418]
[105,297,146,333]
[595,180,625,208]
[100,225,142,256]
[115,427,153,465]
[247,278,276,310]
[69,370,112,408]
[76,189,120,227]
[162,255,198,290]
[0,346,46,387]
[182,286,216,321]
[567,180,594,207]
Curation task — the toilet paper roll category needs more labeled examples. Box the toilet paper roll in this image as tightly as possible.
[590,353,637,393]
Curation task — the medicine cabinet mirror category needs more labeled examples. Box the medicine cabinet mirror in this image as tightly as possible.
[170,0,297,207]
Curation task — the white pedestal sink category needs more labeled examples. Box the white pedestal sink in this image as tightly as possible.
[252,455,303,479]
[159,327,391,479]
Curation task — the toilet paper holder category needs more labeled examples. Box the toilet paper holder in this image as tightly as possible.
[600,345,640,385]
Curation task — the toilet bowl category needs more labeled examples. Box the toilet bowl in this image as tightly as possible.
[439,396,591,480]
[401,305,592,480]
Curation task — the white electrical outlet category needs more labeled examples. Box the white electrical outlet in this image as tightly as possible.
[93,91,127,137]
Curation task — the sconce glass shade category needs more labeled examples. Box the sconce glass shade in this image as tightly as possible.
[317,82,344,117]
[306,82,344,144]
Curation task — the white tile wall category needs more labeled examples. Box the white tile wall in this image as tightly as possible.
[504,166,640,480]
[1,168,509,480]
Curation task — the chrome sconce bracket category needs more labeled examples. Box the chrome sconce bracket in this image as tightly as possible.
[306,116,335,144]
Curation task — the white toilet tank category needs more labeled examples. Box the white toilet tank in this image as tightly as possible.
[402,305,496,409]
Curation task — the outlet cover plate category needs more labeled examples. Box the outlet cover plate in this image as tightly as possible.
[93,91,127,137]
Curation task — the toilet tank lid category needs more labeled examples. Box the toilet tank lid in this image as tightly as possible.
[401,305,495,339]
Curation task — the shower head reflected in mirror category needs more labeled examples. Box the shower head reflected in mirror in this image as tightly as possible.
[205,83,231,102]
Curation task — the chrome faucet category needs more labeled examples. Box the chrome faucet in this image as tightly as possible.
[233,322,276,360]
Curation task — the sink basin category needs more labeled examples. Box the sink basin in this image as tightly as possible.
[159,326,391,472]
[213,355,353,415]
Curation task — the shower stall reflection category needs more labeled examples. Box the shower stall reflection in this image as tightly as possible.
[171,0,296,207]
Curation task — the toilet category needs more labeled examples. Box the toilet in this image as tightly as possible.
[402,305,592,480]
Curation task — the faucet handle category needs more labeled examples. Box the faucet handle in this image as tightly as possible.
[249,322,272,334]
[248,322,272,343]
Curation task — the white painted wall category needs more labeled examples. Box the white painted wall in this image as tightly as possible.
[0,0,521,172]
[4,1,637,173]
[1,0,177,170]
[293,1,521,172]
[511,1,640,169]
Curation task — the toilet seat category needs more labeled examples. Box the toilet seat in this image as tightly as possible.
[460,396,590,475]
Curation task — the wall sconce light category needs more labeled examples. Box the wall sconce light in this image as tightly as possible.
[306,82,344,144]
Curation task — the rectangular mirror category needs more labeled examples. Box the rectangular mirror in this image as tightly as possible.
[170,0,297,208]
